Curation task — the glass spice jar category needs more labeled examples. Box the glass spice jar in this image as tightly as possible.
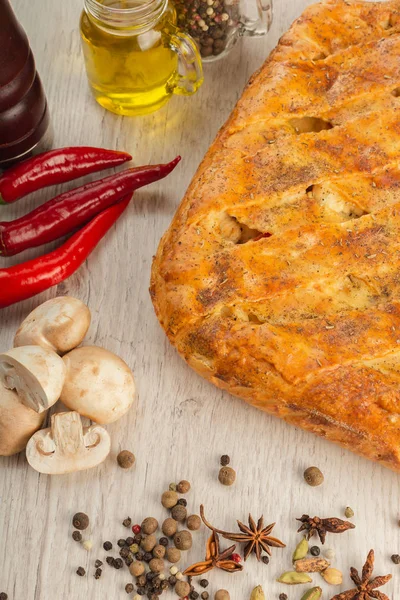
[173,0,273,61]
[80,0,204,116]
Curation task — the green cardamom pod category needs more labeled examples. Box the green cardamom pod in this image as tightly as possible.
[277,571,313,585]
[300,586,322,600]
[293,537,309,561]
[250,585,265,600]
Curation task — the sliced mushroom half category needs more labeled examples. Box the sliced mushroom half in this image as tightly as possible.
[0,346,66,413]
[26,411,111,474]
[14,296,91,355]
[0,386,46,456]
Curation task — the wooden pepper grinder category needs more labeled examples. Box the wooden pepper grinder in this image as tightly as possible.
[0,0,51,166]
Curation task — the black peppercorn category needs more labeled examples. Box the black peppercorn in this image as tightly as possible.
[72,530,82,542]
[95,559,103,568]
[118,538,127,547]
[114,558,123,569]
[391,554,400,564]
[143,551,153,562]
[126,536,134,546]
[106,556,115,566]
[190,592,199,599]
[123,517,132,528]
[103,541,113,551]
[76,566,86,576]
[94,567,102,579]
[0,594,8,600]
[159,537,169,546]
[201,593,209,600]
[125,583,134,593]
[120,547,130,558]
[220,454,230,466]
[137,575,147,586]
[199,579,209,588]
[169,575,177,586]
[161,580,169,590]
[279,595,288,600]
[261,555,269,565]
[146,572,156,581]
[177,498,187,506]
[137,587,146,595]
[134,533,143,544]
[125,555,134,566]
[310,546,320,556]
[136,551,145,561]
[72,512,89,530]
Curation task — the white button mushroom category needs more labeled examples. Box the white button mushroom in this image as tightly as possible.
[0,346,66,413]
[61,346,135,424]
[0,386,46,456]
[14,297,91,355]
[26,411,111,474]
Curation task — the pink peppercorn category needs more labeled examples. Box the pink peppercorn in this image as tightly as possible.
[231,553,241,563]
[132,524,141,534]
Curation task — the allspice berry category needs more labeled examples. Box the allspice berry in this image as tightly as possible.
[166,547,181,563]
[176,480,191,494]
[218,466,236,486]
[174,530,192,551]
[161,490,178,509]
[141,534,157,552]
[129,561,145,577]
[215,591,230,600]
[149,558,164,573]
[175,581,191,598]
[72,512,89,530]
[162,518,178,537]
[141,517,158,535]
[117,450,135,469]
[153,544,166,559]
[304,466,324,487]
[187,515,201,531]
[171,504,187,522]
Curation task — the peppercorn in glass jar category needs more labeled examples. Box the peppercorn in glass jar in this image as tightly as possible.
[173,0,273,60]
[80,0,203,116]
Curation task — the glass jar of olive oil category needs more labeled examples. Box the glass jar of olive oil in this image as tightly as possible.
[80,0,204,116]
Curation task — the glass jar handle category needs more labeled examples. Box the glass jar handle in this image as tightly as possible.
[240,0,273,37]
[167,27,204,96]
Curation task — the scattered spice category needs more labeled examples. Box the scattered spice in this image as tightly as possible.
[303,467,324,487]
[200,579,209,588]
[187,514,201,530]
[0,595,8,600]
[169,483,177,491]
[132,524,141,534]
[149,558,164,572]
[76,567,86,576]
[72,512,89,530]
[277,571,312,584]
[344,506,355,518]
[177,498,188,507]
[214,591,230,600]
[231,553,241,563]
[174,530,193,550]
[297,514,355,544]
[123,517,132,528]
[218,466,236,486]
[106,557,115,566]
[201,593,209,600]
[166,547,181,563]
[183,530,243,576]
[117,450,135,469]
[300,587,322,600]
[249,586,265,600]
[220,455,230,466]
[293,537,309,561]
[142,517,158,535]
[171,504,187,522]
[200,505,285,561]
[153,544,166,558]
[161,490,178,508]
[103,541,112,551]
[141,534,157,552]
[279,595,288,600]
[177,480,191,494]
[261,555,269,565]
[125,583,134,593]
[321,567,342,585]
[294,557,329,572]
[94,567,102,579]
[118,538,127,547]
[175,581,191,598]
[72,530,82,542]
[331,550,391,599]
[391,554,400,564]
[114,558,123,569]
[323,548,335,560]
[95,560,103,568]
[83,540,93,551]
[129,561,145,576]
[159,537,169,546]
[310,546,320,556]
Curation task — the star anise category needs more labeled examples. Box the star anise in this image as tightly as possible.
[200,505,285,562]
[183,530,243,577]
[331,549,391,600]
[297,514,355,544]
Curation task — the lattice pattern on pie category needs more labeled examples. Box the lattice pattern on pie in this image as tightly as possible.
[151,0,400,471]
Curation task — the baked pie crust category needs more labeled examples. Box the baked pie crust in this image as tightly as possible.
[151,0,400,471]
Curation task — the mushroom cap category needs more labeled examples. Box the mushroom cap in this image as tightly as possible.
[26,411,111,474]
[61,346,135,424]
[0,346,66,413]
[14,297,91,355]
[0,386,45,456]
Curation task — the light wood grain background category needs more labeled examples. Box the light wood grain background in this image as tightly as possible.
[0,1,398,599]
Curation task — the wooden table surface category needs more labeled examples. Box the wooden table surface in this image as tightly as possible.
[1,1,398,599]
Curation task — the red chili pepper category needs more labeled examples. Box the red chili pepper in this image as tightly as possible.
[0,156,181,256]
[0,196,130,309]
[0,146,132,204]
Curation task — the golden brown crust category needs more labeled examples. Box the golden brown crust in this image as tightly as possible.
[151,0,400,471]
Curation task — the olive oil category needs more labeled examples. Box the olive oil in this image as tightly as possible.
[80,1,179,116]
